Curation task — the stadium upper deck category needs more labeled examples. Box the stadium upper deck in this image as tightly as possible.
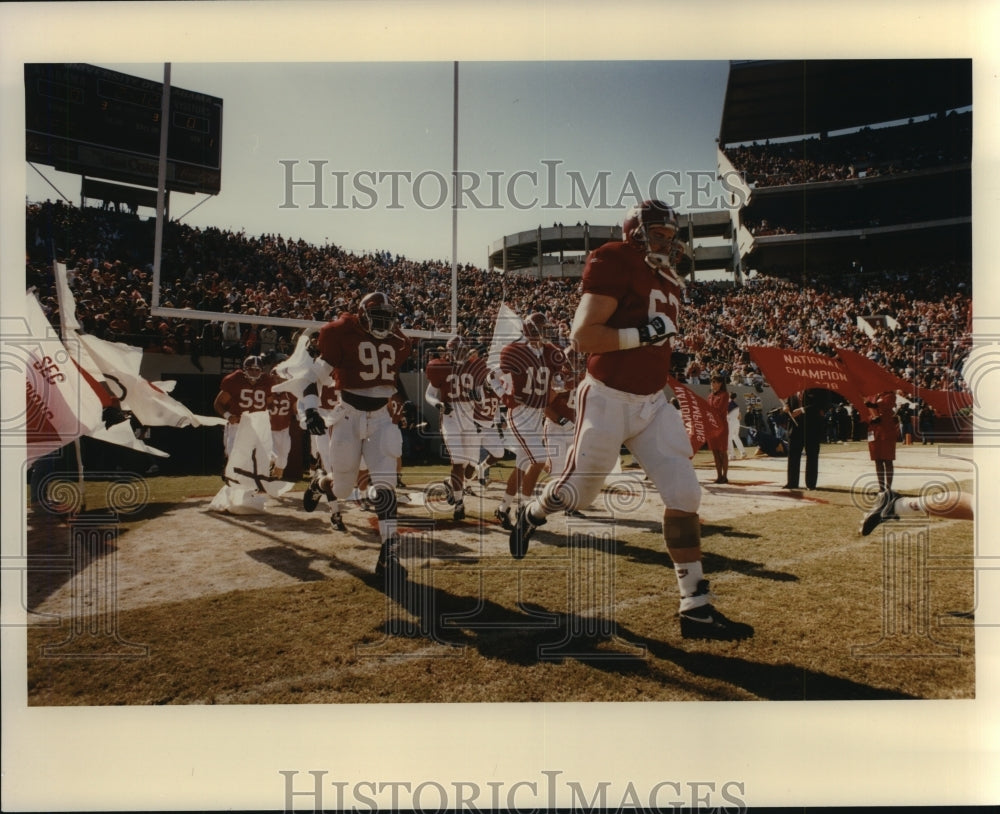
[719,59,972,280]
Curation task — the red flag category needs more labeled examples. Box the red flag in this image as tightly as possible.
[918,388,972,417]
[747,346,868,412]
[835,346,972,417]
[667,375,728,456]
[833,347,908,400]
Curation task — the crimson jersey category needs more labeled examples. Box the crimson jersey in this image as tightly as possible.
[583,240,683,395]
[316,313,411,394]
[267,375,297,431]
[319,382,339,409]
[500,341,566,410]
[426,355,489,405]
[387,393,409,426]
[219,370,272,418]
[473,389,501,425]
[545,389,576,424]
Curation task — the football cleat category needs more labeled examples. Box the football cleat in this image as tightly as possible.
[860,490,900,537]
[375,536,406,580]
[303,476,323,513]
[509,505,546,560]
[472,461,491,486]
[329,512,347,532]
[679,603,754,640]
[678,579,754,640]
[453,502,466,521]
[494,506,513,531]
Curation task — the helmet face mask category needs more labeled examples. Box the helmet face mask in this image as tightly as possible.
[359,292,397,339]
[523,312,548,344]
[243,355,263,383]
[446,335,470,363]
[623,199,688,278]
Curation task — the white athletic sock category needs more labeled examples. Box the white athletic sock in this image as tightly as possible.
[378,518,398,541]
[675,560,707,611]
[498,495,512,512]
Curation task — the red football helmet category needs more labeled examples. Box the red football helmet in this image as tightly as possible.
[243,355,263,383]
[358,292,398,339]
[523,312,548,342]
[446,334,471,363]
[622,199,687,277]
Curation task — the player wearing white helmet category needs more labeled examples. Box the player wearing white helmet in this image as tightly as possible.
[299,292,412,583]
[509,199,752,641]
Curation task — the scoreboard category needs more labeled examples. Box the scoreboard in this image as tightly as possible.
[25,63,223,196]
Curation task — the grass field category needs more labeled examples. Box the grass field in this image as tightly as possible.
[23,443,977,704]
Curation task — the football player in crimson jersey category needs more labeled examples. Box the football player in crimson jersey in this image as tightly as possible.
[299,292,412,581]
[424,335,491,520]
[494,312,568,530]
[510,200,752,641]
[263,353,296,481]
[469,354,506,486]
[542,348,586,483]
[214,355,273,458]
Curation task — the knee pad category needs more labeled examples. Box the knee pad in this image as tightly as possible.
[664,512,701,550]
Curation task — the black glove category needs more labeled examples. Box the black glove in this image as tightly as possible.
[305,408,327,435]
[637,315,677,345]
[438,402,453,416]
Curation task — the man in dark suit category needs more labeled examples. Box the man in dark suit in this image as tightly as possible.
[783,388,829,490]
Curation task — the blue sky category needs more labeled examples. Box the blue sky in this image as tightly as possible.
[25,60,732,268]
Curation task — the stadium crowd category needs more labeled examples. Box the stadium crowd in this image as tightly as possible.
[26,199,971,394]
[722,110,971,189]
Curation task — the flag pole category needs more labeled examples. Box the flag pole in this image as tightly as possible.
[151,63,171,311]
[450,61,459,336]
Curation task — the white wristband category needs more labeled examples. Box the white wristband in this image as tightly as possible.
[223,411,232,420]
[300,393,320,412]
[618,327,641,350]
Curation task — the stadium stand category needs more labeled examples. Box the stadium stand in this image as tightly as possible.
[24,61,973,473]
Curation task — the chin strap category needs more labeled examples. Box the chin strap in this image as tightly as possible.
[647,255,687,289]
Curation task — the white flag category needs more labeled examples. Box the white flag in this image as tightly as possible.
[486,303,525,373]
[208,411,291,514]
[271,329,331,400]
[76,333,225,428]
[51,260,170,457]
[21,293,104,464]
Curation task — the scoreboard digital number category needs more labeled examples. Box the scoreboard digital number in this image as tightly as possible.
[25,63,223,196]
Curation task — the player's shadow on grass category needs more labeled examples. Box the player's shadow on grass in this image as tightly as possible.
[364,573,907,700]
[246,546,330,582]
[551,525,796,583]
[590,621,918,700]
